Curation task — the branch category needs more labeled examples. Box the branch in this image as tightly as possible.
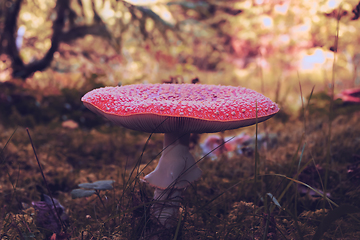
[59,24,112,43]
[352,1,360,20]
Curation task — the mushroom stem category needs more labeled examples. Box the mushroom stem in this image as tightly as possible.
[152,188,183,227]
[144,132,202,226]
[144,132,202,189]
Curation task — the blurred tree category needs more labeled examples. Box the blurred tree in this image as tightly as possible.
[2,0,67,79]
[1,0,114,79]
[0,0,243,81]
[0,0,359,94]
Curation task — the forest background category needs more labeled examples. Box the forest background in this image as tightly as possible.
[1,0,360,239]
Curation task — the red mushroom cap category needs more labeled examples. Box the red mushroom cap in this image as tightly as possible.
[81,84,279,133]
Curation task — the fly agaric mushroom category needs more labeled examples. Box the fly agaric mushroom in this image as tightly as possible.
[81,83,279,226]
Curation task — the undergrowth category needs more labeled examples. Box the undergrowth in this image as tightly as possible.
[1,101,360,239]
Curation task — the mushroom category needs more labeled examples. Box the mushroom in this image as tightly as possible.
[81,83,279,226]
[200,132,252,159]
[335,88,360,104]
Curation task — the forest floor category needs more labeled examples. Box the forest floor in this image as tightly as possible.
[1,83,360,239]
